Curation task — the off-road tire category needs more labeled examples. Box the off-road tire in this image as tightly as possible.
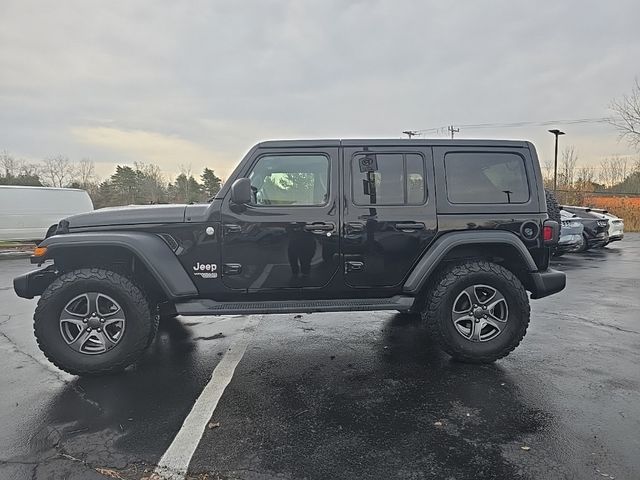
[34,268,155,376]
[422,260,530,363]
[545,189,561,223]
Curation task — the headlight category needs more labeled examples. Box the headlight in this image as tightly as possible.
[597,220,608,227]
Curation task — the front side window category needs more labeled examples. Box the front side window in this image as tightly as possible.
[352,153,426,206]
[248,154,329,206]
[444,152,529,204]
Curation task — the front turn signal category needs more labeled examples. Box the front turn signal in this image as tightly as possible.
[33,246,47,257]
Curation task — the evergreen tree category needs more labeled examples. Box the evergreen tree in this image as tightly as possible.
[201,168,222,198]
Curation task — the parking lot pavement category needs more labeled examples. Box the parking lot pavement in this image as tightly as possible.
[1,235,639,480]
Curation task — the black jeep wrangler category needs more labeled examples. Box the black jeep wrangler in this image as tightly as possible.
[14,139,565,376]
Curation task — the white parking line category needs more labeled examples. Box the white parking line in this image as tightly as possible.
[154,315,261,480]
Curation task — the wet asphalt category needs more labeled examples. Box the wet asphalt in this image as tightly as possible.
[0,235,639,480]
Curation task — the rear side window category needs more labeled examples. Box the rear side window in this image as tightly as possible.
[444,152,529,204]
[352,153,426,206]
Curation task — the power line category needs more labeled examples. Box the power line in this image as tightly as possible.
[412,116,614,135]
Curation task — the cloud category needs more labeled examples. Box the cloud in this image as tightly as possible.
[71,126,231,178]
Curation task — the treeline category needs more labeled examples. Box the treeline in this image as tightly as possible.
[541,147,640,205]
[1,152,222,208]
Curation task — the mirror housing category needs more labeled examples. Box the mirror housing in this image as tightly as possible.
[230,177,252,205]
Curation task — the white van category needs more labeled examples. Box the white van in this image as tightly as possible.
[0,186,94,241]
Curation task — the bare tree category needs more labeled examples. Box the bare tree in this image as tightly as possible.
[560,146,578,188]
[575,165,597,191]
[542,155,554,185]
[76,158,96,188]
[1,151,18,177]
[610,78,640,150]
[599,155,630,187]
[41,155,76,187]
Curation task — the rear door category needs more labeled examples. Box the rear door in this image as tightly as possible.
[341,144,437,288]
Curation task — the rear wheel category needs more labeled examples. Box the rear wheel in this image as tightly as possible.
[422,261,530,363]
[34,268,156,376]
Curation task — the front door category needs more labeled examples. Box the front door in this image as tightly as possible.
[220,147,340,292]
[341,145,437,288]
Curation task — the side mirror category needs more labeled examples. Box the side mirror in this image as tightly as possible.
[230,177,252,205]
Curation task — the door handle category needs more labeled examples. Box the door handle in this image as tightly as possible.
[395,222,425,231]
[345,261,364,272]
[304,222,335,232]
[225,224,242,234]
[346,222,364,233]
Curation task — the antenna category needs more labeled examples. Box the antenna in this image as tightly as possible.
[402,130,419,139]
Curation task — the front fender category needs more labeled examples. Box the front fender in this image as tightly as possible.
[33,232,198,299]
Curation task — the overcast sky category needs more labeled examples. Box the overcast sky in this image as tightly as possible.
[1,0,639,180]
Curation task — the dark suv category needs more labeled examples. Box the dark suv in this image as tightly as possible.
[14,139,565,376]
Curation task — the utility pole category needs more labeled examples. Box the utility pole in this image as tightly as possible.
[402,130,419,139]
[448,125,459,139]
[548,129,565,193]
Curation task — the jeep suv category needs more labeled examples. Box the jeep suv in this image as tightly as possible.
[14,139,565,376]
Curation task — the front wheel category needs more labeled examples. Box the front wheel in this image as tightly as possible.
[34,268,156,376]
[423,261,530,363]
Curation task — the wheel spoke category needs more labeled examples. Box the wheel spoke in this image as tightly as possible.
[483,317,504,334]
[487,294,508,323]
[102,308,125,322]
[453,290,473,314]
[476,285,497,305]
[469,320,482,342]
[464,286,481,306]
[97,294,122,318]
[63,293,89,318]
[87,292,99,316]
[452,311,473,323]
[95,330,117,350]
[68,329,92,351]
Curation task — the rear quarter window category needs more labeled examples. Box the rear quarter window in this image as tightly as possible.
[444,152,530,204]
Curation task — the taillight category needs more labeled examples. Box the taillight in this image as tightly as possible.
[543,220,559,245]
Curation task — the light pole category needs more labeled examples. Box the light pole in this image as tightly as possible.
[548,129,565,193]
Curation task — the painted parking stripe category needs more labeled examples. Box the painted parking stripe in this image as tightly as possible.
[154,315,261,480]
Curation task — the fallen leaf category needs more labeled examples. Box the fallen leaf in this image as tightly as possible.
[434,421,443,426]
[520,446,531,451]
[208,422,220,429]
[95,467,125,479]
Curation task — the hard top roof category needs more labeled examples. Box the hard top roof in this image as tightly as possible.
[256,138,530,148]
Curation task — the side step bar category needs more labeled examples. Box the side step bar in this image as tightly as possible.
[174,296,415,316]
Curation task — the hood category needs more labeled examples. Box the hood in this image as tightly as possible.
[64,204,188,229]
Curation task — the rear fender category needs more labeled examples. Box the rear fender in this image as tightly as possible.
[403,230,539,295]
